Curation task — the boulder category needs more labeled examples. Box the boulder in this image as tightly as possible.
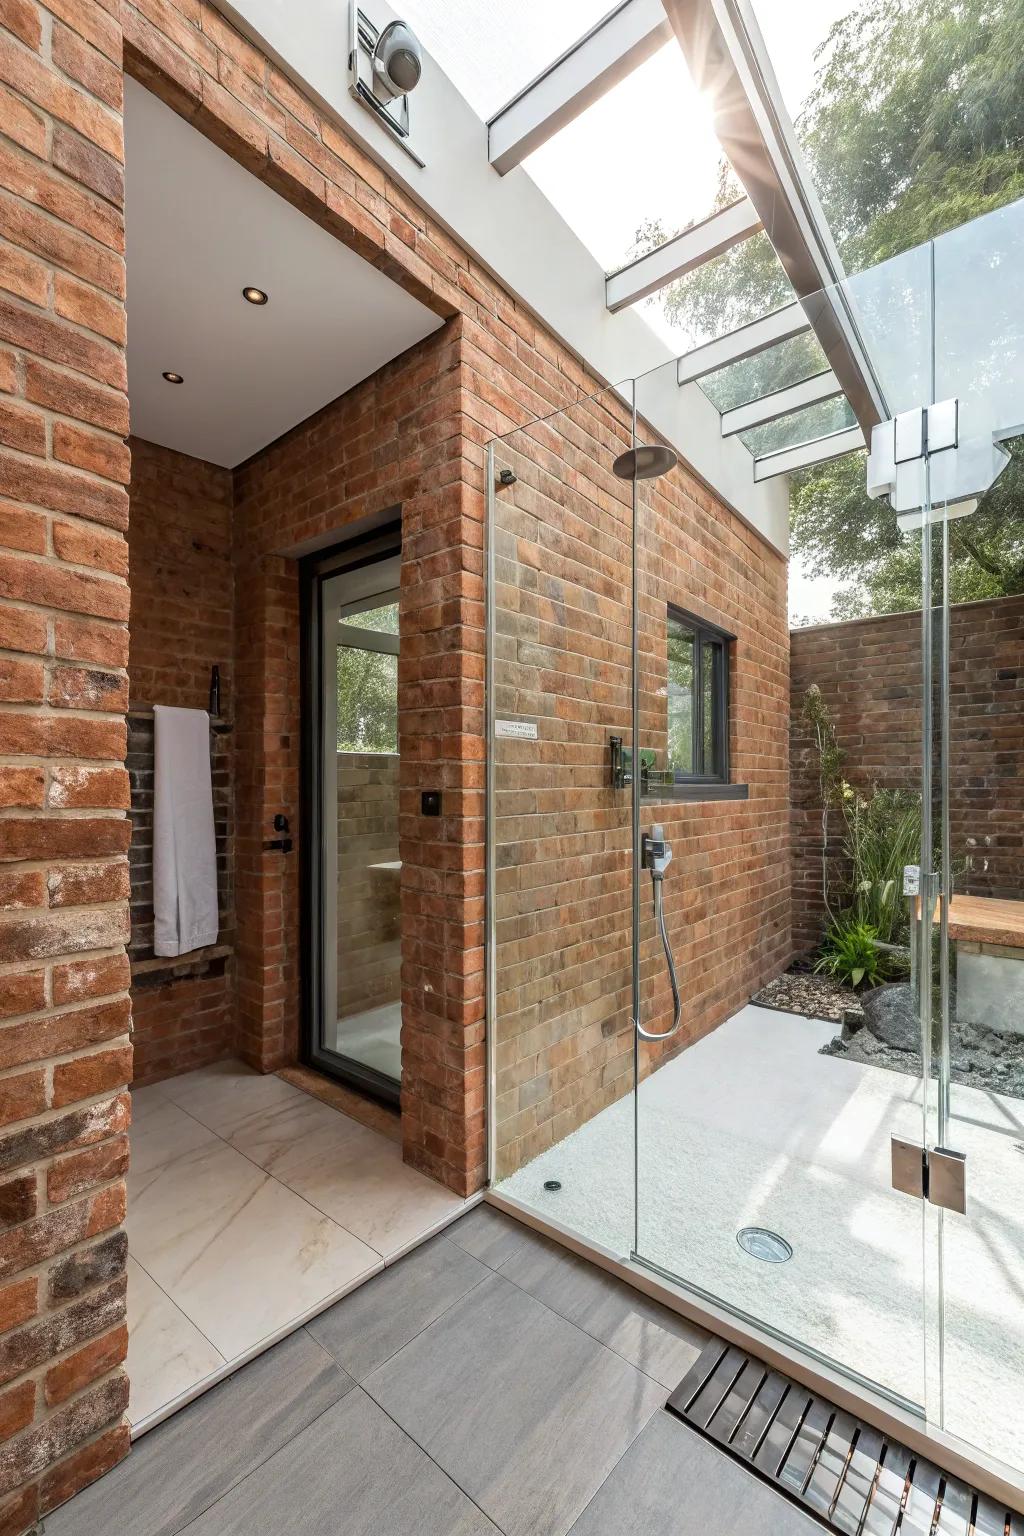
[861,983,920,1052]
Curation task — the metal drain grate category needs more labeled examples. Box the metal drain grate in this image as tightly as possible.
[667,1339,1021,1535]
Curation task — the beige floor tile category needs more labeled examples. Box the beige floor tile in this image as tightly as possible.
[127,1256,225,1426]
[128,1129,381,1359]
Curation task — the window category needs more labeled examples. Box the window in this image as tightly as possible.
[336,595,399,754]
[666,608,731,786]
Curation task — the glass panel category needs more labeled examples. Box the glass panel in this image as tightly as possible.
[317,557,402,1092]
[699,329,828,413]
[750,0,1024,275]
[666,616,695,777]
[524,43,723,273]
[632,229,791,354]
[631,351,929,1415]
[398,0,613,121]
[740,394,856,458]
[702,640,717,776]
[487,382,635,1237]
[338,598,399,636]
[336,646,397,754]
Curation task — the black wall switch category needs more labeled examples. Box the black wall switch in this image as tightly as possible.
[421,790,442,816]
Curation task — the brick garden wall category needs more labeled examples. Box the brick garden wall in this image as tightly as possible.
[790,595,1024,953]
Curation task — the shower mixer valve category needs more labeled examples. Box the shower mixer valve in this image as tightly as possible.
[642,825,672,880]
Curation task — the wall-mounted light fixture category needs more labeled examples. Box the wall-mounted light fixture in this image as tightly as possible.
[348,5,425,166]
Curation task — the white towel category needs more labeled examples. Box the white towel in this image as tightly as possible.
[153,705,219,958]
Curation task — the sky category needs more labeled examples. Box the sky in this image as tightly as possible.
[400,0,860,620]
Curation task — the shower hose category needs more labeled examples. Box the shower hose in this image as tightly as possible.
[636,877,682,1041]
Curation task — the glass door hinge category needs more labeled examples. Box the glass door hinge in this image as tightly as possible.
[891,1137,967,1214]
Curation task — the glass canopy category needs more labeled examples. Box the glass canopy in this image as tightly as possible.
[399,0,614,121]
[523,42,722,273]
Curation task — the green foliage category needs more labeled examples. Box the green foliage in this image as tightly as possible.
[802,687,919,977]
[814,916,889,990]
[844,787,921,948]
[337,646,398,753]
[637,0,1024,618]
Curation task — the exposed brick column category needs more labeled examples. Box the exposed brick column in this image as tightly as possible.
[0,1,131,1527]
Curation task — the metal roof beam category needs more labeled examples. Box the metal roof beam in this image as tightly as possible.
[753,425,864,480]
[721,368,840,436]
[606,198,760,311]
[664,0,887,434]
[676,301,809,385]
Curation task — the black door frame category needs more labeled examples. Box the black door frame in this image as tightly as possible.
[299,521,403,1106]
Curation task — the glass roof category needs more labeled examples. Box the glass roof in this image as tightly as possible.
[522,41,723,274]
[399,0,615,121]
[698,330,827,414]
[740,395,856,459]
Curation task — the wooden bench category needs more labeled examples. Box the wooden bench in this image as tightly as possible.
[947,895,1024,1035]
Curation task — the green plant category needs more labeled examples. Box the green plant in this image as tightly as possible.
[814,916,889,990]
[844,786,921,949]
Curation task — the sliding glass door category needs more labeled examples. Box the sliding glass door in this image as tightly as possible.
[306,531,403,1103]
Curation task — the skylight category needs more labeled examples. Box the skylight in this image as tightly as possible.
[522,41,722,274]
[399,0,615,121]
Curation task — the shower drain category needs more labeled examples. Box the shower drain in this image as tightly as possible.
[668,1338,1018,1536]
[737,1227,793,1263]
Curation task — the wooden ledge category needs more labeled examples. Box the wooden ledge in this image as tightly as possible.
[947,895,1024,950]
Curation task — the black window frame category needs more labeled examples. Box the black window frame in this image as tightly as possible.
[658,606,748,802]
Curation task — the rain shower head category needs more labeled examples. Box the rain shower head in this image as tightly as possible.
[612,445,678,480]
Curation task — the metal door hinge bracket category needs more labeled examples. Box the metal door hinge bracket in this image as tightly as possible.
[891,1137,967,1214]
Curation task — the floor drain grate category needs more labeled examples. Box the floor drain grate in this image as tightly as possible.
[737,1227,792,1263]
[667,1338,1020,1535]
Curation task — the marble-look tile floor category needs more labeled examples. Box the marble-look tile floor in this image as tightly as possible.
[47,1206,822,1536]
[126,1059,468,1431]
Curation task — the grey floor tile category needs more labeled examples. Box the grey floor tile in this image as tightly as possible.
[307,1233,490,1380]
[445,1204,538,1269]
[364,1271,664,1536]
[568,1411,820,1536]
[45,1330,353,1536]
[499,1230,709,1389]
[179,1389,499,1535]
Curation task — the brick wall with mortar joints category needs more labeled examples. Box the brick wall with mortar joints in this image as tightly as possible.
[0,0,132,1526]
[790,596,1024,953]
[125,437,235,1085]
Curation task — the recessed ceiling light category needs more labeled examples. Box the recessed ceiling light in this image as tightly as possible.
[242,286,269,305]
[162,371,184,384]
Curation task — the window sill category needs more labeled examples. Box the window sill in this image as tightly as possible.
[642,783,749,803]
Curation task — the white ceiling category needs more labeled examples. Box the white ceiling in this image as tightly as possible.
[124,79,444,468]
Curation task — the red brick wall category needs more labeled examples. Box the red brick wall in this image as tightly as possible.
[230,320,485,1192]
[126,438,235,1083]
[790,596,1024,952]
[0,0,132,1525]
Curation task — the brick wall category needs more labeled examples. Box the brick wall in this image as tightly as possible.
[0,0,132,1525]
[125,438,235,1083]
[337,753,400,1020]
[491,400,791,1177]
[790,595,1024,952]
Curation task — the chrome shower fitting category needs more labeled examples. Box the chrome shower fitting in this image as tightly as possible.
[638,825,682,1042]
